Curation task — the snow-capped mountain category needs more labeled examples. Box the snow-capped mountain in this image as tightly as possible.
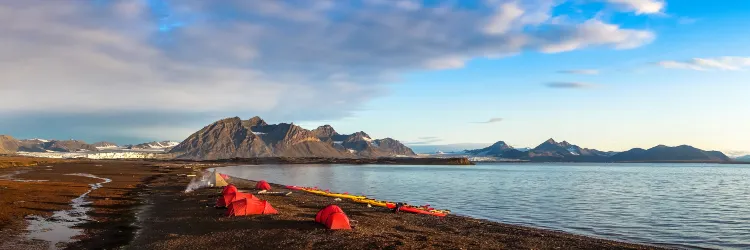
[92,141,119,150]
[128,141,180,151]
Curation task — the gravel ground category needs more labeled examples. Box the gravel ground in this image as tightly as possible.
[0,158,669,250]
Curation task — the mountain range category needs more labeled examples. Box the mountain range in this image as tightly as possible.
[0,136,179,154]
[169,116,415,160]
[733,155,750,162]
[465,139,731,163]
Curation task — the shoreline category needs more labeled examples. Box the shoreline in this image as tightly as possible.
[0,157,668,249]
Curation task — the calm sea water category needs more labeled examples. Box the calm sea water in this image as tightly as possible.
[216,163,750,249]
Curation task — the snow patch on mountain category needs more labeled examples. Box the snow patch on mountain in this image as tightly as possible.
[567,147,580,155]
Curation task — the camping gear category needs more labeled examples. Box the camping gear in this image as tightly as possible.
[255,180,272,190]
[226,198,278,216]
[217,191,259,208]
[215,184,240,207]
[219,173,230,180]
[314,205,352,230]
[208,170,229,187]
[257,190,292,196]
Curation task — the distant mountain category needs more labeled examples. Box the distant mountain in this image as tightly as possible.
[408,143,491,154]
[0,135,20,154]
[609,145,730,162]
[464,139,726,163]
[170,116,415,160]
[735,155,750,162]
[92,141,119,150]
[464,141,526,159]
[128,141,179,150]
[15,139,98,152]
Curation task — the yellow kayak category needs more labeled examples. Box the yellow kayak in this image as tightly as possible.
[352,198,396,208]
[300,188,366,200]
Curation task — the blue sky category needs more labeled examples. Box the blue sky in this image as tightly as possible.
[0,0,748,153]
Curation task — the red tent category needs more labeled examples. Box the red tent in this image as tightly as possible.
[222,184,237,195]
[314,205,352,230]
[255,180,272,191]
[217,190,258,208]
[226,198,279,216]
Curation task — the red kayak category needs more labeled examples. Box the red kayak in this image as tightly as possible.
[398,205,447,217]
[285,185,306,190]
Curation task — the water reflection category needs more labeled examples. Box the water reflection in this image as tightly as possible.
[216,163,750,249]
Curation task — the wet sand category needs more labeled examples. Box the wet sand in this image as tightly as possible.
[0,157,668,250]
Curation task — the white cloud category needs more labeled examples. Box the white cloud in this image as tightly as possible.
[606,0,665,14]
[0,0,657,131]
[658,57,750,71]
[538,20,655,53]
[483,2,526,35]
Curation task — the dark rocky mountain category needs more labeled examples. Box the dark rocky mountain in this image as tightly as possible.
[169,117,275,160]
[0,135,20,154]
[13,139,99,153]
[170,116,415,160]
[43,140,98,152]
[464,141,526,159]
[610,145,731,162]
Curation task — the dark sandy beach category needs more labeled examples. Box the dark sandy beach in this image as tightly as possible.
[0,157,667,250]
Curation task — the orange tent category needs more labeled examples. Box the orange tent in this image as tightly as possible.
[226,198,279,216]
[217,191,259,208]
[255,180,272,190]
[314,205,352,230]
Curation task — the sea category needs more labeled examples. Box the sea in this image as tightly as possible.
[215,163,750,249]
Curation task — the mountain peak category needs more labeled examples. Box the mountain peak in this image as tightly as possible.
[545,138,557,144]
[489,141,513,150]
[245,116,268,127]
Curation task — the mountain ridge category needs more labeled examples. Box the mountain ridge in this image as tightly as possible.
[169,116,416,160]
[465,139,731,163]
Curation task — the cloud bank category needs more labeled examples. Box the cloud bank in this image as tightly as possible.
[0,0,658,142]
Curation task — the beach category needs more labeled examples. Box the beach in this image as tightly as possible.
[0,157,665,250]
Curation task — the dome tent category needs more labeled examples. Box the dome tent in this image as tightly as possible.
[226,198,278,216]
[314,205,352,230]
[255,180,272,190]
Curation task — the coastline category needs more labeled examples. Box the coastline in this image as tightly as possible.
[152,156,475,165]
[0,157,667,249]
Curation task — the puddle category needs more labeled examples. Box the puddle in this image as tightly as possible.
[25,173,112,249]
[0,168,51,182]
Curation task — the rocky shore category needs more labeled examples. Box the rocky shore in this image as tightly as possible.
[162,156,474,165]
[0,157,665,249]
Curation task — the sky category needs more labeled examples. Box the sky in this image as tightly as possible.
[0,0,748,154]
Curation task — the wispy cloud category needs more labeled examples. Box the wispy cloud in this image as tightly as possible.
[558,69,599,75]
[473,118,504,124]
[605,0,665,15]
[545,82,597,89]
[658,57,750,71]
[404,136,443,145]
